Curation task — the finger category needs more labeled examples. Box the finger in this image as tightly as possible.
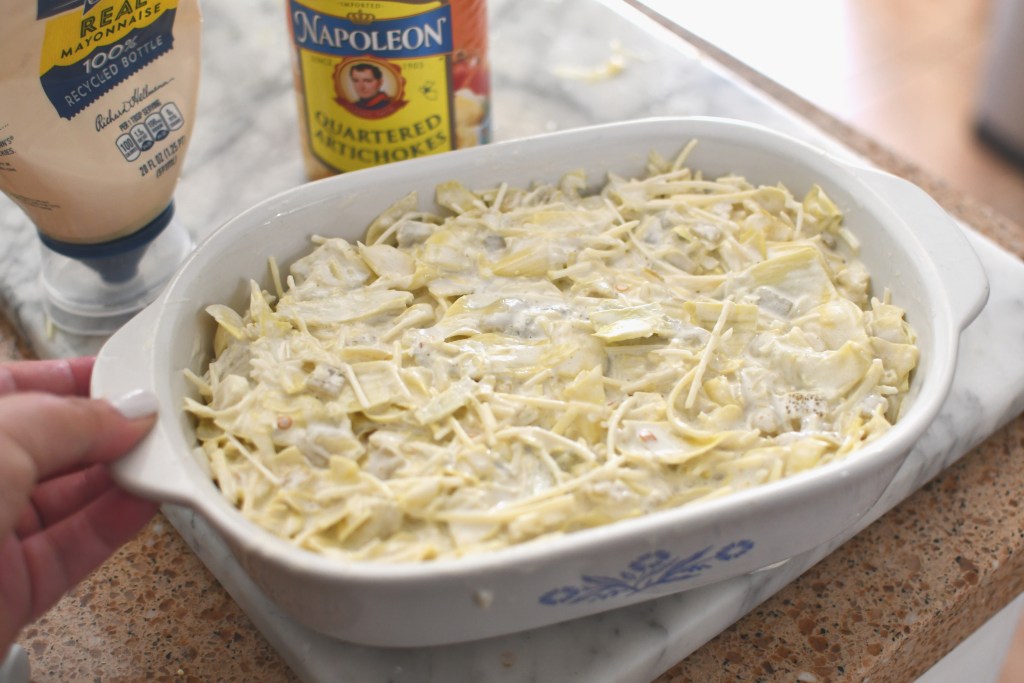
[0,534,32,649]
[14,465,114,538]
[0,391,156,481]
[0,357,94,397]
[0,392,156,537]
[20,487,158,621]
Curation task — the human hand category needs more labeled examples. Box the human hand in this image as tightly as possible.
[0,357,159,653]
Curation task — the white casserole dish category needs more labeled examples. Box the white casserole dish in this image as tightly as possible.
[94,117,989,647]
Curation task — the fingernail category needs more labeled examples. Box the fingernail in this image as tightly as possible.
[0,644,30,683]
[111,389,159,419]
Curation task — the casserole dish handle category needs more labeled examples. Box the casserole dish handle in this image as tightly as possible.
[849,165,990,330]
[93,301,199,506]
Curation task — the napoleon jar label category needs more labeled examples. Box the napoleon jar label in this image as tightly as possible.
[286,0,491,177]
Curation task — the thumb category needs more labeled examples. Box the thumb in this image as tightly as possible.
[0,391,157,531]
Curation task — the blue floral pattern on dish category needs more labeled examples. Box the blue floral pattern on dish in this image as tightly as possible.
[538,540,755,606]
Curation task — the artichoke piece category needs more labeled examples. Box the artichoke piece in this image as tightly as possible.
[801,185,843,235]
[306,363,346,398]
[436,180,487,214]
[365,191,419,245]
[414,377,477,426]
[590,303,668,342]
[743,246,838,317]
[358,243,416,279]
[276,288,413,326]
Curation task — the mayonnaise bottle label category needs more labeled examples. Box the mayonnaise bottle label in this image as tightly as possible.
[0,0,200,245]
[37,0,179,120]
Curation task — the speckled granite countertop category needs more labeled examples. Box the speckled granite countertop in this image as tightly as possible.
[4,1,1024,681]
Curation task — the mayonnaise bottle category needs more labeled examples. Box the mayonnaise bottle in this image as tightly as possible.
[0,0,202,335]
